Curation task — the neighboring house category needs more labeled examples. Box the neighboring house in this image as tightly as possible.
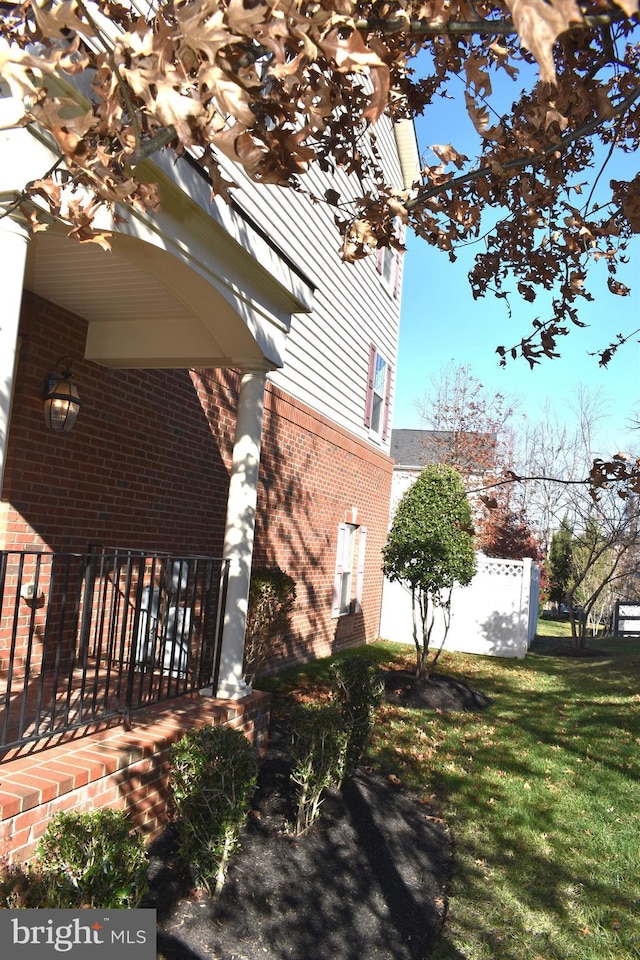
[0,85,419,859]
[381,428,540,659]
[389,427,496,513]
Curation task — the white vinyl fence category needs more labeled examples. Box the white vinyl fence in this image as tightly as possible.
[379,556,541,659]
[614,600,640,636]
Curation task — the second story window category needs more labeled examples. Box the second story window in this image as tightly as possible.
[364,345,392,440]
[377,245,397,289]
[375,219,405,298]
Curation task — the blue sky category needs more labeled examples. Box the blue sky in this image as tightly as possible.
[393,70,640,457]
[395,231,640,455]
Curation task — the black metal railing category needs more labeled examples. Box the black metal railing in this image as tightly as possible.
[0,549,229,753]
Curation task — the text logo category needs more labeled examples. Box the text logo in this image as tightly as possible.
[0,910,156,958]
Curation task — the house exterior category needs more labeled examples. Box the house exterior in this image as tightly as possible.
[0,74,419,859]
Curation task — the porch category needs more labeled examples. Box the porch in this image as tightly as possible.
[0,688,271,863]
[0,548,273,864]
[0,549,229,755]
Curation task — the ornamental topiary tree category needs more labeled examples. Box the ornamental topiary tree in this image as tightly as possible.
[383,464,477,680]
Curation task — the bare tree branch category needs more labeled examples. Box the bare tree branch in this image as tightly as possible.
[406,83,640,212]
[355,11,630,38]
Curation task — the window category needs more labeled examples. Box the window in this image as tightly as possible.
[332,524,367,617]
[375,219,405,298]
[376,247,400,297]
[364,345,392,440]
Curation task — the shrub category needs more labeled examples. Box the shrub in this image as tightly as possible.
[244,565,296,684]
[289,703,348,836]
[168,724,258,896]
[33,808,147,908]
[330,655,384,772]
[0,859,50,909]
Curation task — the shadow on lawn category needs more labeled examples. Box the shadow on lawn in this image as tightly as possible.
[153,644,639,960]
[397,641,640,958]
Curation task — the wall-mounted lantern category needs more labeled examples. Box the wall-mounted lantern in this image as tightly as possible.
[43,358,81,432]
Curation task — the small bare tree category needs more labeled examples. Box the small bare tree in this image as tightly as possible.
[551,496,640,649]
[415,361,519,483]
[514,386,611,556]
[415,361,536,554]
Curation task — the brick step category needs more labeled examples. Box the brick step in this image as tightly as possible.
[0,689,271,863]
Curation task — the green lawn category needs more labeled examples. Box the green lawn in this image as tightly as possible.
[262,625,640,960]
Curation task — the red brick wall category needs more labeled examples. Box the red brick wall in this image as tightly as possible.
[2,292,392,670]
[2,293,236,555]
[254,385,393,672]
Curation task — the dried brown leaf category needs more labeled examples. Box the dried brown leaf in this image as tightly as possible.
[465,54,492,98]
[612,0,640,15]
[504,0,583,84]
[321,27,386,74]
[432,144,469,168]
[464,92,504,141]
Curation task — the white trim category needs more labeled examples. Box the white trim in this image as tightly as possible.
[355,526,367,613]
[331,523,348,618]
[367,348,391,441]
[0,215,29,500]
[215,366,268,699]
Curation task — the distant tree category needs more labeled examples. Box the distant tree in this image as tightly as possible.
[556,499,640,649]
[383,464,476,679]
[513,387,610,555]
[571,524,619,637]
[415,361,517,483]
[476,495,543,561]
[616,539,640,603]
[548,519,575,606]
[415,361,534,551]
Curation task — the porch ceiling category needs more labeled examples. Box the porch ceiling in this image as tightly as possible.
[24,230,265,369]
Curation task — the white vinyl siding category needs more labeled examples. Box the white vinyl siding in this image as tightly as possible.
[216,113,406,449]
[37,0,409,449]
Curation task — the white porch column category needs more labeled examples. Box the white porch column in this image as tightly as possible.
[0,213,29,496]
[210,364,269,699]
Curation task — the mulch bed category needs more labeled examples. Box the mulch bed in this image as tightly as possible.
[383,670,493,712]
[148,670,491,960]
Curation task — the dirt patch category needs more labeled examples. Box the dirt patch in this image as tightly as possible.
[531,640,611,658]
[543,646,611,658]
[146,670,492,960]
